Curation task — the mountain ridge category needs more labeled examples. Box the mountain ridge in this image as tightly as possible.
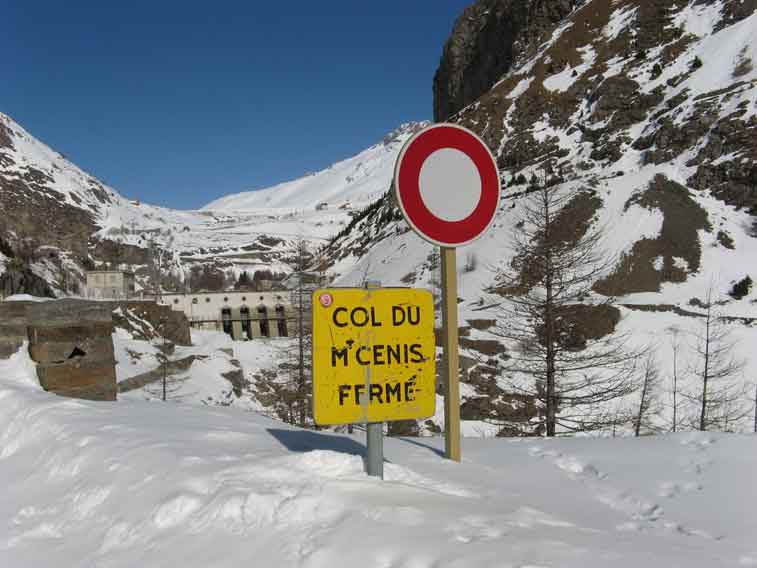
[0,111,423,295]
[203,122,427,212]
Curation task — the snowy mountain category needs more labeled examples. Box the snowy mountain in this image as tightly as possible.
[322,0,757,434]
[0,113,422,295]
[3,0,757,436]
[204,122,427,211]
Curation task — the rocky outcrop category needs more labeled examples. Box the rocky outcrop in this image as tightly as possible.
[109,301,192,346]
[0,172,98,260]
[0,268,56,298]
[687,111,757,213]
[433,0,580,121]
[434,0,757,211]
[0,114,106,296]
[595,175,711,295]
[90,239,152,266]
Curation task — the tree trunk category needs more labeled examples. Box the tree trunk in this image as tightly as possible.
[672,343,678,433]
[635,375,649,437]
[543,188,557,437]
[699,307,711,431]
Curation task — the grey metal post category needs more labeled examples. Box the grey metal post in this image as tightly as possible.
[364,279,384,479]
[366,422,383,478]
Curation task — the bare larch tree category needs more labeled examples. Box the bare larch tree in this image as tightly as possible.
[634,350,661,436]
[291,236,314,427]
[690,286,747,431]
[495,176,641,436]
[667,325,683,432]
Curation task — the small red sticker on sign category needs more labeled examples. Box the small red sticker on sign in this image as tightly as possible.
[319,293,333,307]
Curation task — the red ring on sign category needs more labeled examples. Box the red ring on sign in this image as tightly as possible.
[394,124,501,247]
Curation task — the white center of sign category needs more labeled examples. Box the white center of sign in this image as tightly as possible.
[418,148,482,222]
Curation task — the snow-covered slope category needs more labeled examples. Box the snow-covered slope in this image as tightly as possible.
[0,113,123,218]
[1,346,756,567]
[204,123,426,212]
[114,325,280,411]
[320,0,757,435]
[1,113,426,293]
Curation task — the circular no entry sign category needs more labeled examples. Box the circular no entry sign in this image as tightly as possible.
[393,123,501,247]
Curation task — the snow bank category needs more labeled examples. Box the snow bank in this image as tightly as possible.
[1,342,755,566]
[2,294,52,303]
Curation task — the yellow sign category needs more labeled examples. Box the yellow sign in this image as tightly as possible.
[311,287,436,425]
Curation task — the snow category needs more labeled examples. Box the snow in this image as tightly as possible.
[112,326,161,381]
[678,12,756,96]
[0,114,121,217]
[114,327,276,411]
[203,124,425,212]
[603,5,638,41]
[2,294,52,302]
[332,155,757,435]
[531,117,553,143]
[603,54,631,79]
[506,76,534,99]
[672,0,724,38]
[1,0,756,520]
[543,45,597,93]
[1,112,428,292]
[491,18,577,92]
[1,345,756,566]
[642,10,757,98]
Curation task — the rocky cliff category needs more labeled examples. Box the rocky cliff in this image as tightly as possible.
[333,0,757,290]
[433,0,580,121]
[324,0,757,435]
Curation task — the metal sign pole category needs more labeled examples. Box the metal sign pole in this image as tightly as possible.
[364,280,384,478]
[366,421,384,478]
[441,247,461,461]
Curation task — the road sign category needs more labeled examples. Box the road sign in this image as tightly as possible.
[394,123,502,462]
[311,287,435,425]
[393,123,500,248]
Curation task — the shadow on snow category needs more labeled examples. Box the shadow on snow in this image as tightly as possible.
[266,427,445,461]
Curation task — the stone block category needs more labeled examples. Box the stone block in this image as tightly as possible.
[37,362,117,392]
[28,322,114,344]
[54,384,117,402]
[0,323,28,337]
[0,301,33,321]
[0,298,119,400]
[29,338,115,365]
[26,299,113,326]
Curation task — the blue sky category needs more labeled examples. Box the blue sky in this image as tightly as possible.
[3,1,471,209]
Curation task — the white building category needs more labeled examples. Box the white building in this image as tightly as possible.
[86,270,136,300]
[160,290,294,341]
